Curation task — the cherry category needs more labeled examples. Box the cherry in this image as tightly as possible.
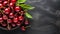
[0,0,29,31]
[18,16,24,21]
[2,23,6,26]
[0,1,2,3]
[0,3,3,8]
[9,13,14,18]
[7,19,12,23]
[3,1,8,6]
[4,8,10,14]
[0,17,3,23]
[11,23,16,27]
[21,26,25,31]
[3,15,8,20]
[0,13,3,17]
[11,0,16,4]
[16,22,21,26]
[15,6,21,12]
[9,2,14,7]
[13,17,18,23]
[25,20,29,25]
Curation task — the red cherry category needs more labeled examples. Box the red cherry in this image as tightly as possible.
[7,19,12,23]
[0,17,3,23]
[9,13,14,18]
[17,22,21,26]
[3,15,8,20]
[9,2,14,7]
[25,20,29,25]
[11,0,16,4]
[11,23,16,27]
[13,17,18,23]
[2,23,6,26]
[18,16,24,21]
[21,26,25,31]
[3,1,8,6]
[0,3,3,8]
[0,1,2,3]
[4,8,10,14]
[15,6,21,12]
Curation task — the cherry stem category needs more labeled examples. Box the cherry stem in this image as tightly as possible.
[7,22,11,30]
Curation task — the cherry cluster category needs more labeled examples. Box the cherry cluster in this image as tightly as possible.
[0,0,29,31]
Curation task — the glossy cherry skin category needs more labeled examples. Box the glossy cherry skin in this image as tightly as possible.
[0,3,3,8]
[13,17,18,23]
[18,16,24,21]
[11,0,16,4]
[4,8,10,14]
[3,1,8,6]
[9,13,14,18]
[0,1,2,3]
[3,15,8,20]
[9,2,14,7]
[15,6,21,12]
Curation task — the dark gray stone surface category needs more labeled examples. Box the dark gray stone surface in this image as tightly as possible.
[0,0,60,34]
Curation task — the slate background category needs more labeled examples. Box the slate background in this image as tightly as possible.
[0,0,60,34]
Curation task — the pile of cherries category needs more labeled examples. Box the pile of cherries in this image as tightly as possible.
[0,0,29,31]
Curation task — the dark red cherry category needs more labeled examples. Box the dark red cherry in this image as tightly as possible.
[18,16,24,21]
[4,8,10,14]
[3,15,8,20]
[3,1,8,6]
[11,23,16,27]
[2,23,6,26]
[0,1,2,3]
[0,17,3,23]
[21,26,25,31]
[9,13,14,18]
[9,2,14,7]
[0,3,3,8]
[16,22,21,26]
[7,19,12,23]
[11,0,16,4]
[25,20,29,25]
[13,17,18,23]
[15,6,21,12]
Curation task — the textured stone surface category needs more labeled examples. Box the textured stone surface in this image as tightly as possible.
[0,0,60,34]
